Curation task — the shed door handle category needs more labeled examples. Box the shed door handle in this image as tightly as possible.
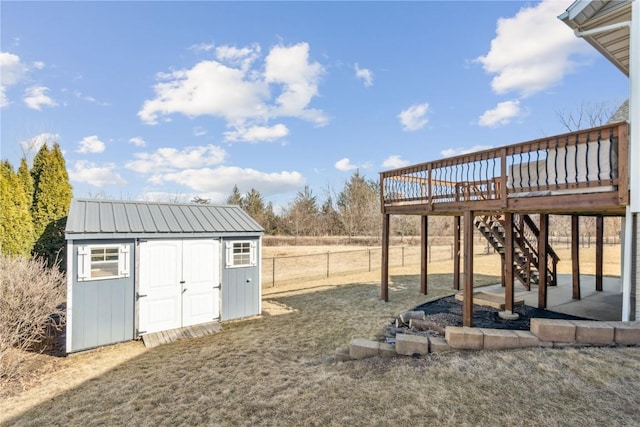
[179,280,185,284]
[136,292,147,300]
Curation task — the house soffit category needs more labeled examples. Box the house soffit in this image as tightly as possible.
[559,0,632,76]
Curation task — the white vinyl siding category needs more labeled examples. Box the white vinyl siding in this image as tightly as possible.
[78,244,130,281]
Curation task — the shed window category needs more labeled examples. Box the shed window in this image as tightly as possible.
[78,244,130,281]
[91,247,119,277]
[226,241,257,268]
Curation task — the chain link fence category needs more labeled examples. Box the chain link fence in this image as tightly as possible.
[262,245,461,288]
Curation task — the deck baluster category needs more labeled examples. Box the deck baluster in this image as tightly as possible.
[563,135,569,187]
[585,132,591,184]
[544,140,549,188]
[596,129,602,185]
[574,133,580,185]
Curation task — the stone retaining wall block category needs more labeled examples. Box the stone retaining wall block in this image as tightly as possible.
[379,342,397,358]
[572,320,614,345]
[514,330,541,347]
[396,333,430,356]
[445,326,484,350]
[609,321,640,346]
[428,336,451,353]
[349,338,380,360]
[530,318,576,342]
[480,328,520,350]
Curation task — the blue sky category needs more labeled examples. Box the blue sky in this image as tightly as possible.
[0,1,629,209]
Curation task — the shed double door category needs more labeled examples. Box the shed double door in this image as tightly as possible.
[138,239,220,335]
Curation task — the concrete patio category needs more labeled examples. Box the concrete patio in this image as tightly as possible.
[481,274,623,321]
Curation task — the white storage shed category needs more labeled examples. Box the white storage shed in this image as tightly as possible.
[65,199,264,353]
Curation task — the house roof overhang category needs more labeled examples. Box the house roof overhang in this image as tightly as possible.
[559,0,632,76]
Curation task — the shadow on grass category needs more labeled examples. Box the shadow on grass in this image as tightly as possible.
[390,273,501,291]
[3,280,445,425]
[5,278,639,426]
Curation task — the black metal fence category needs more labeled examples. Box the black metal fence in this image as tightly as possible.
[262,235,622,288]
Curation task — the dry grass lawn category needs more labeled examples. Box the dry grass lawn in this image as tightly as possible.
[2,245,638,426]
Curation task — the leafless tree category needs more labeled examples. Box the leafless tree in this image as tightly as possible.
[555,99,623,132]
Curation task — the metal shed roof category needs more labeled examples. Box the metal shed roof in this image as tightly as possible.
[65,199,264,240]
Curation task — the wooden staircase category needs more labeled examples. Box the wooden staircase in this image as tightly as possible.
[474,214,559,290]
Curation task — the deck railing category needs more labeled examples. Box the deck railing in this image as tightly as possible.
[381,123,628,209]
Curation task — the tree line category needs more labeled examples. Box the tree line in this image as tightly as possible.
[210,170,383,240]
[0,143,72,267]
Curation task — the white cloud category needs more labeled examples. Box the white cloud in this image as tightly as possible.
[129,137,146,147]
[476,0,592,97]
[382,155,410,169]
[73,90,97,103]
[77,135,106,153]
[264,43,326,124]
[335,158,357,172]
[189,42,215,53]
[24,86,57,110]
[334,158,371,172]
[125,144,226,173]
[477,100,522,127]
[224,123,289,143]
[354,63,373,87]
[440,145,493,157]
[20,133,58,155]
[139,60,269,125]
[398,103,429,131]
[215,44,260,71]
[68,160,126,187]
[1,52,27,107]
[32,61,45,70]
[149,166,305,196]
[139,42,327,134]
[193,127,207,137]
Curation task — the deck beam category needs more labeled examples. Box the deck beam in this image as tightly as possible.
[420,216,428,295]
[572,215,581,300]
[596,215,604,292]
[463,210,474,327]
[381,213,390,302]
[453,215,461,291]
[538,214,549,309]
[504,213,515,313]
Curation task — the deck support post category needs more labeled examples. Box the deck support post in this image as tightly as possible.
[381,213,390,302]
[572,214,581,300]
[453,215,461,290]
[504,213,515,313]
[463,210,474,327]
[596,215,604,292]
[538,214,549,309]
[420,216,428,295]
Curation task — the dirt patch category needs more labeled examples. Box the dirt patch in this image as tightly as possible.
[262,300,297,316]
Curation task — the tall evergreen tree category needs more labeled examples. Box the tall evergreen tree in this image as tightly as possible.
[0,161,34,256]
[17,157,34,203]
[285,186,319,237]
[226,185,244,207]
[244,188,265,226]
[337,170,379,239]
[262,202,281,235]
[31,143,73,267]
[319,195,343,236]
[17,157,35,249]
[30,144,50,209]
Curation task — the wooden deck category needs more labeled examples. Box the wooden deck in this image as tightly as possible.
[379,123,630,327]
[380,123,628,216]
[141,321,222,348]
